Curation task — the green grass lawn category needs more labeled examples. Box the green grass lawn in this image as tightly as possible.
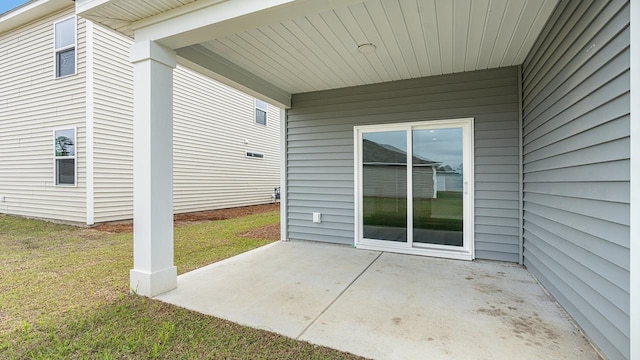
[0,211,362,359]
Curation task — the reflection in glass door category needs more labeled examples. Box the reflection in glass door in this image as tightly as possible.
[356,119,473,260]
[412,128,463,247]
[362,131,408,242]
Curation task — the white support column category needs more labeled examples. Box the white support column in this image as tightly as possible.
[129,40,177,297]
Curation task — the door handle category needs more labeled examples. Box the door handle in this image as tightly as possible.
[464,181,469,194]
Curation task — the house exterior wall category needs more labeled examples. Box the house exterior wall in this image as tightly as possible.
[173,67,281,214]
[630,2,639,359]
[91,24,281,222]
[521,1,630,359]
[0,8,87,223]
[286,67,521,262]
[1,8,280,224]
[92,23,134,223]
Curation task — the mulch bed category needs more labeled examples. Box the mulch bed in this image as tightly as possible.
[92,203,280,237]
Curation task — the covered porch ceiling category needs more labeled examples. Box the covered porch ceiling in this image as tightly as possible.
[77,0,558,107]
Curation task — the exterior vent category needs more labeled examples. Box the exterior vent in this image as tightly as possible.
[246,151,264,159]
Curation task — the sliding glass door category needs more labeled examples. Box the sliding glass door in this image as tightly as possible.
[355,119,474,260]
[412,127,464,247]
[362,130,408,242]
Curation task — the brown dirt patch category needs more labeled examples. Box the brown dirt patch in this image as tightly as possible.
[237,223,281,241]
[93,203,280,233]
[92,223,133,234]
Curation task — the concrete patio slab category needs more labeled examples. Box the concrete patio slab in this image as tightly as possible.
[156,241,380,338]
[299,252,599,360]
[155,241,601,359]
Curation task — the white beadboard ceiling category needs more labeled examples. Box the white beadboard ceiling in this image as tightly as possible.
[80,0,558,96]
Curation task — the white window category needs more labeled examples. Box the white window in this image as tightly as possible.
[54,128,76,186]
[255,99,267,126]
[54,17,76,78]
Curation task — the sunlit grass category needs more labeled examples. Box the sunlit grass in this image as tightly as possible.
[0,212,361,359]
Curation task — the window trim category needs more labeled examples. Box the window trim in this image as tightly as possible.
[254,99,268,126]
[53,127,78,187]
[353,118,475,261]
[53,16,77,79]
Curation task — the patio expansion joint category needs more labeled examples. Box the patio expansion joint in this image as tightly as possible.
[294,251,383,340]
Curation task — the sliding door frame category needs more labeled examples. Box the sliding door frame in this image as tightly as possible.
[354,118,475,261]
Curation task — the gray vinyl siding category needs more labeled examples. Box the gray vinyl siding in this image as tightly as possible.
[286,67,521,262]
[0,8,87,223]
[362,166,435,199]
[521,1,630,359]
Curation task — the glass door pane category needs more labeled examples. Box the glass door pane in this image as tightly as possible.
[412,128,464,246]
[362,131,407,242]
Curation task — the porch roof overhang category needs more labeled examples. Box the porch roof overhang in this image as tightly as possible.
[76,0,558,109]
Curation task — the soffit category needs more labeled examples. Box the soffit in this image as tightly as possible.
[79,0,559,96]
[79,0,199,35]
[198,0,558,94]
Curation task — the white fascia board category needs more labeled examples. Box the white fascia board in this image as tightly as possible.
[74,0,113,16]
[0,0,70,33]
[133,0,367,49]
[133,0,296,47]
[176,45,291,108]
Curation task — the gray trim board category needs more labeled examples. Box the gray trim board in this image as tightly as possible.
[518,65,524,265]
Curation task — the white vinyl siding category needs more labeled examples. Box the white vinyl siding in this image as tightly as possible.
[0,8,87,223]
[91,24,281,221]
[362,166,436,199]
[1,10,280,224]
[173,68,281,213]
[91,23,134,223]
